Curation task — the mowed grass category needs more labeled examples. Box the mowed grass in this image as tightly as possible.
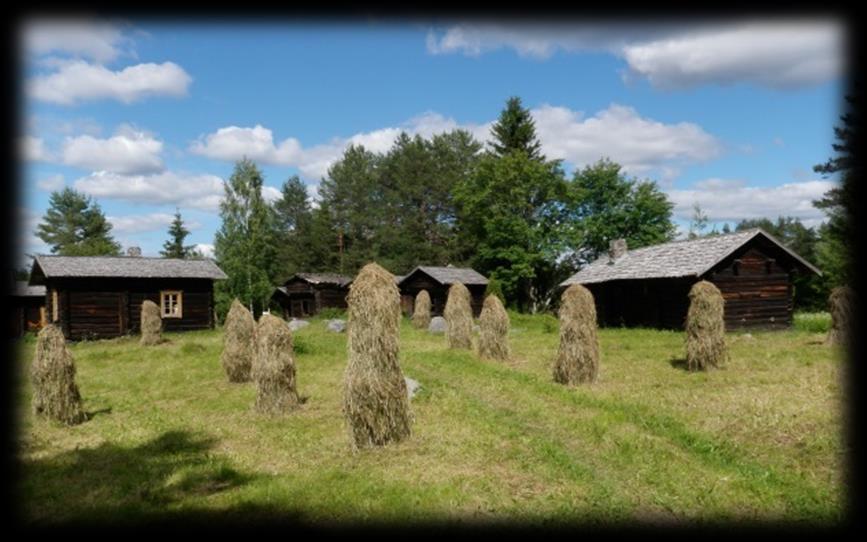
[14,313,845,525]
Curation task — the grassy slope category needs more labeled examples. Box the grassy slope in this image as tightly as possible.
[15,313,845,525]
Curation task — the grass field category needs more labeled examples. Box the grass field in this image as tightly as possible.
[14,312,846,525]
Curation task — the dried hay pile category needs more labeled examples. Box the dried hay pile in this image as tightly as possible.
[552,284,599,385]
[478,294,510,361]
[686,280,727,371]
[343,262,412,450]
[140,300,163,346]
[411,290,432,330]
[444,282,473,349]
[253,313,300,414]
[221,298,254,383]
[31,324,86,425]
[827,285,854,348]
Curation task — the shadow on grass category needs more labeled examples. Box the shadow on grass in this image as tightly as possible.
[668,357,689,371]
[85,407,113,420]
[17,429,262,525]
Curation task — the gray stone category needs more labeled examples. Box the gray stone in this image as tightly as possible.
[472,324,480,334]
[404,377,421,399]
[326,319,346,333]
[428,316,447,334]
[287,318,309,332]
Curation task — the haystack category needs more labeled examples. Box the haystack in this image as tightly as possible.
[221,298,254,383]
[827,285,854,348]
[444,282,473,349]
[685,280,727,371]
[411,290,432,330]
[140,300,163,346]
[478,294,510,361]
[252,313,300,414]
[31,324,86,425]
[343,262,412,450]
[552,284,599,385]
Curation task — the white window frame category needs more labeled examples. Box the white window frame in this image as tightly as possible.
[160,290,183,319]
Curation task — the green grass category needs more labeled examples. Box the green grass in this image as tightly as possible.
[14,315,845,525]
[793,311,832,334]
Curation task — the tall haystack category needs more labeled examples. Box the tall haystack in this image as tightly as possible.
[411,290,432,330]
[343,262,412,450]
[31,324,86,425]
[686,280,727,371]
[827,285,854,348]
[552,284,599,385]
[221,298,255,383]
[140,300,163,346]
[253,313,300,414]
[478,294,510,361]
[444,282,473,349]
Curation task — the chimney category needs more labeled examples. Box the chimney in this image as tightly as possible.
[608,239,627,263]
[126,246,142,257]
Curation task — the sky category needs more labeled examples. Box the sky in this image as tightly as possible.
[17,17,847,267]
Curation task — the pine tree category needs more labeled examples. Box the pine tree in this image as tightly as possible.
[36,188,121,256]
[489,96,544,161]
[160,209,195,259]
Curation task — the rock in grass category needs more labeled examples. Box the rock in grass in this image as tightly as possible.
[140,300,163,346]
[31,324,86,425]
[686,280,728,371]
[253,313,300,415]
[221,299,254,383]
[327,319,346,333]
[343,262,412,450]
[478,294,510,362]
[288,319,309,332]
[552,284,599,385]
[444,282,473,349]
[428,316,446,334]
[411,290,432,330]
[404,377,421,400]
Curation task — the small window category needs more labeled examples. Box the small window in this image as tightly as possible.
[160,291,183,318]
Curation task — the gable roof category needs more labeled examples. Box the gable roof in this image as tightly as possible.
[399,265,488,286]
[29,255,227,284]
[11,281,46,297]
[289,273,353,287]
[561,229,821,287]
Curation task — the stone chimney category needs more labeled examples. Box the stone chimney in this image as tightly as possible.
[126,246,142,257]
[608,239,627,263]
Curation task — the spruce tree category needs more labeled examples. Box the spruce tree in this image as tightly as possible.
[36,188,121,256]
[489,96,544,161]
[160,209,195,259]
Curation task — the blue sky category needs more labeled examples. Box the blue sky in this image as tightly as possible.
[19,18,846,266]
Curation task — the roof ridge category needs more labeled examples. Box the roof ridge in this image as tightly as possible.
[36,253,217,262]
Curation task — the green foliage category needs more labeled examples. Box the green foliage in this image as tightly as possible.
[214,159,280,320]
[489,96,543,161]
[160,209,196,259]
[36,188,122,256]
[484,275,506,305]
[273,175,317,281]
[317,307,346,320]
[793,312,832,334]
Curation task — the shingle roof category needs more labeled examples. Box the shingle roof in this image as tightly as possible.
[561,229,820,286]
[400,265,488,286]
[291,273,353,287]
[30,255,228,283]
[11,281,45,297]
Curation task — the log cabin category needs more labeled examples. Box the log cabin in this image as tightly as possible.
[10,281,46,337]
[397,266,488,317]
[271,273,353,319]
[559,229,821,330]
[29,255,227,340]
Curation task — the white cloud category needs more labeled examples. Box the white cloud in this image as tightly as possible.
[189,124,302,165]
[20,135,52,162]
[194,243,215,259]
[667,179,835,224]
[62,126,164,174]
[262,185,282,203]
[28,60,192,105]
[107,212,202,236]
[23,19,129,63]
[37,174,65,191]
[426,21,843,89]
[74,170,225,212]
[16,207,50,266]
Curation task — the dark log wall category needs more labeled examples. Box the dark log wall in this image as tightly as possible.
[399,272,486,317]
[45,277,215,340]
[275,279,348,318]
[587,278,693,330]
[11,298,44,337]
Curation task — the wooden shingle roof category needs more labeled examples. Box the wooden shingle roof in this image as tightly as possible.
[399,265,488,286]
[561,229,821,287]
[29,255,228,284]
[291,273,353,287]
[11,281,46,297]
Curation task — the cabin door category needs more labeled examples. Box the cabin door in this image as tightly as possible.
[290,296,315,318]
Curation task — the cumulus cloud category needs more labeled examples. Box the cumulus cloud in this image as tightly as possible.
[667,178,834,224]
[28,60,192,105]
[107,213,202,236]
[23,19,130,63]
[194,243,215,259]
[61,126,164,174]
[16,207,50,266]
[426,20,843,89]
[20,135,52,162]
[74,170,225,212]
[37,174,65,191]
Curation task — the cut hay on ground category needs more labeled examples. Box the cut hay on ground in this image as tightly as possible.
[139,300,163,346]
[478,294,510,361]
[31,324,86,425]
[411,290,432,330]
[552,284,599,385]
[444,282,473,350]
[252,313,300,415]
[826,285,854,348]
[686,280,727,371]
[221,299,255,383]
[343,262,412,450]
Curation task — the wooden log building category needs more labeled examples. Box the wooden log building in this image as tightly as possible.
[29,255,227,340]
[10,281,46,337]
[271,273,353,318]
[397,266,489,317]
[560,229,821,330]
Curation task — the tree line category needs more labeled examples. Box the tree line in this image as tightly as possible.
[28,96,854,318]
